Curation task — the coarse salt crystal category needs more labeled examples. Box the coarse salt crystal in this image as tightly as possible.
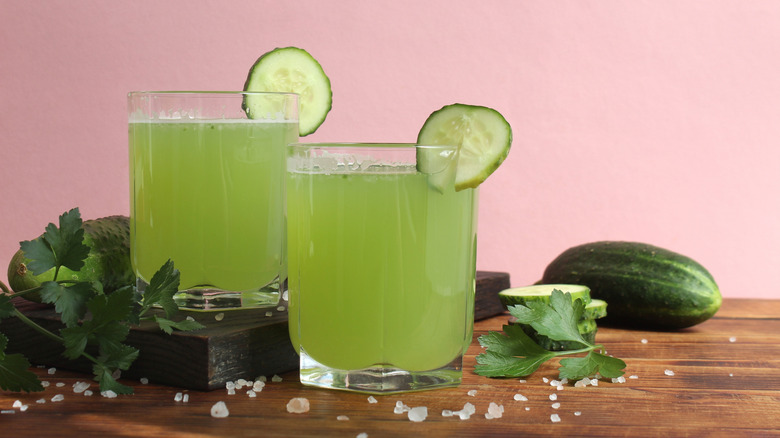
[590,379,599,386]
[51,394,64,402]
[140,377,149,384]
[550,379,561,386]
[574,411,582,416]
[484,402,504,419]
[729,336,737,343]
[214,313,225,321]
[265,311,273,317]
[337,415,349,421]
[574,378,590,388]
[83,390,93,396]
[277,306,286,312]
[367,396,377,404]
[1,410,15,415]
[183,394,189,403]
[253,381,266,392]
[629,375,639,379]
[408,406,428,422]
[256,375,267,382]
[48,367,56,375]
[101,390,117,399]
[664,369,675,376]
[442,409,453,417]
[56,382,65,387]
[525,407,530,411]
[513,394,527,401]
[19,404,28,412]
[13,400,22,408]
[286,397,310,414]
[247,390,256,398]
[543,377,549,383]
[551,402,560,409]
[641,339,648,344]
[394,401,410,414]
[41,381,50,388]
[174,392,183,402]
[73,381,90,393]
[283,290,289,301]
[36,399,46,404]
[467,389,477,397]
[211,401,229,418]
[549,393,557,401]
[357,434,368,438]
[551,413,561,423]
[271,374,283,382]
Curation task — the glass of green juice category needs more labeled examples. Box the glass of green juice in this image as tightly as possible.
[128,91,299,310]
[286,143,479,393]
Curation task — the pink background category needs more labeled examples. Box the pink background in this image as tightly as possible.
[2,1,779,298]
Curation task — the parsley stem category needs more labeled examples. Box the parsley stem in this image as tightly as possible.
[13,308,63,344]
[0,280,10,294]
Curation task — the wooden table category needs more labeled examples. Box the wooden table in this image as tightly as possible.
[2,298,779,437]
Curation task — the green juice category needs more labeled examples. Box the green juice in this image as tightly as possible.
[287,166,478,372]
[129,119,297,293]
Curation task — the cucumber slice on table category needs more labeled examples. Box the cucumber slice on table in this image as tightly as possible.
[583,299,608,321]
[243,46,332,136]
[498,284,592,309]
[417,104,512,191]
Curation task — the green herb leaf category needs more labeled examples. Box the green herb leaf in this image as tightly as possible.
[39,281,94,327]
[559,351,627,380]
[0,294,14,320]
[141,259,179,318]
[154,316,205,335]
[20,208,90,275]
[0,334,44,392]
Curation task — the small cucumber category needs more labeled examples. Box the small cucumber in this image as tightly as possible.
[7,215,134,302]
[541,241,722,329]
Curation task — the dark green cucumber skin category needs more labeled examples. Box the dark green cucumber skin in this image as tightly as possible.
[541,241,721,330]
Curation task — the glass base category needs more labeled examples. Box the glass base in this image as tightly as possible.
[299,347,463,394]
[137,277,284,311]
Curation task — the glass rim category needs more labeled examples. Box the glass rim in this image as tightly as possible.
[127,90,299,97]
[288,142,458,150]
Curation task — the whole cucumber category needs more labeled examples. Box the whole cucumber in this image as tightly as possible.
[7,215,134,302]
[541,241,721,330]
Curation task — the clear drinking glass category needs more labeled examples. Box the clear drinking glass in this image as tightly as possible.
[286,143,479,393]
[128,91,299,310]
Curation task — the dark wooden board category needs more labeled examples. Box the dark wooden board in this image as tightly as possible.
[2,271,509,391]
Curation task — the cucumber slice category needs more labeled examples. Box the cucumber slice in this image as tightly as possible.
[498,284,592,309]
[417,103,512,191]
[583,299,608,320]
[243,47,332,136]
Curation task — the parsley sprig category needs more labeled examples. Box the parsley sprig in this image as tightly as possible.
[0,208,204,394]
[475,289,626,381]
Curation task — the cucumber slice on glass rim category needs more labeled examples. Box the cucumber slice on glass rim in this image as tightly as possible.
[417,103,512,191]
[243,47,332,136]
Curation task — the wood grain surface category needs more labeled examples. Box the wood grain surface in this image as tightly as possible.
[1,298,779,437]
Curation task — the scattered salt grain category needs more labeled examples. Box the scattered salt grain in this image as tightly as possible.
[283,290,289,301]
[442,409,454,417]
[83,390,93,396]
[211,401,229,418]
[629,375,639,379]
[247,390,256,398]
[56,382,65,387]
[237,378,248,387]
[484,402,504,419]
[729,373,734,377]
[456,402,476,420]
[1,410,15,415]
[183,394,189,403]
[408,406,428,422]
[357,434,368,438]
[729,336,737,343]
[542,377,549,383]
[13,400,22,408]
[337,415,349,421]
[513,394,527,401]
[256,375,267,382]
[574,378,590,388]
[574,411,582,416]
[367,396,377,404]
[590,378,599,386]
[641,339,648,344]
[41,381,50,388]
[394,401,410,414]
[101,390,117,399]
[48,367,56,375]
[467,389,477,397]
[277,306,285,312]
[214,312,225,321]
[611,376,627,384]
[140,377,149,385]
[36,399,46,404]
[265,311,273,317]
[73,381,90,393]
[518,379,526,383]
[664,369,675,376]
[550,379,561,387]
[226,381,236,395]
[174,392,183,402]
[551,402,560,409]
[551,413,561,423]
[19,404,29,412]
[252,380,266,392]
[286,397,310,414]
[271,374,283,382]
[556,385,564,391]
[549,393,557,401]
[51,394,64,402]
[525,407,530,411]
